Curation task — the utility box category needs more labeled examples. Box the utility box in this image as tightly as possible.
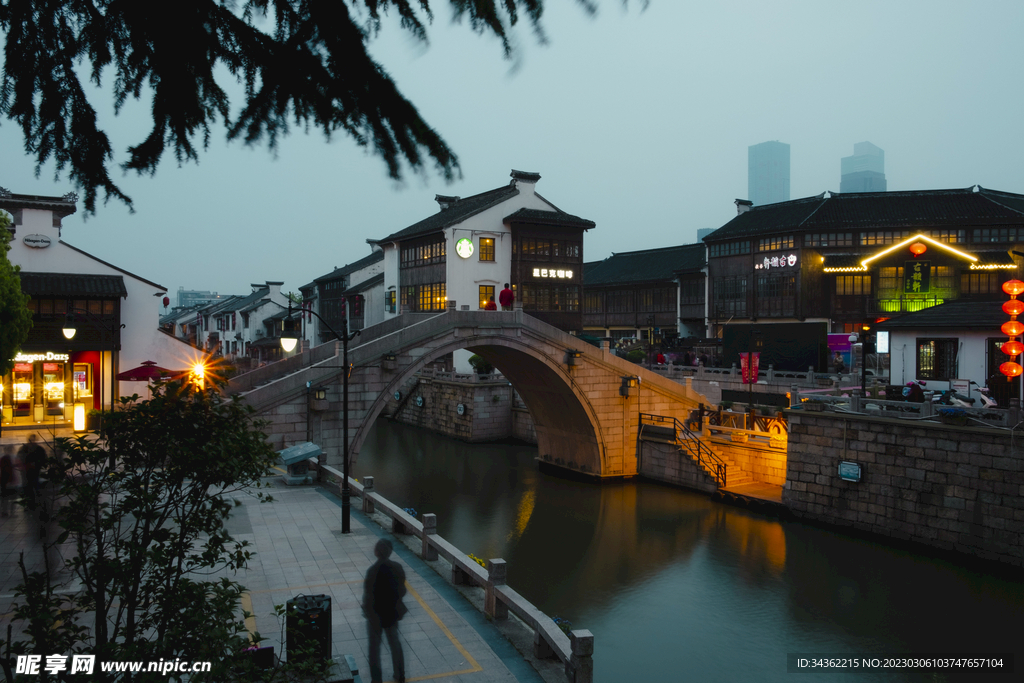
[286,594,332,663]
[278,442,321,486]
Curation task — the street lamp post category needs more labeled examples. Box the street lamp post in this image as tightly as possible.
[279,303,360,534]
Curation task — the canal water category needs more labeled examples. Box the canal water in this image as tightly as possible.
[356,419,1023,682]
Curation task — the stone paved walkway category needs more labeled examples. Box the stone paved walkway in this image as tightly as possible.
[0,473,546,683]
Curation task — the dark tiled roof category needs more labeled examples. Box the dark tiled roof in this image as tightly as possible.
[585,244,705,286]
[875,300,1005,330]
[343,272,384,297]
[0,191,78,218]
[503,207,596,229]
[706,187,1024,242]
[18,272,127,298]
[822,254,866,269]
[973,250,1015,266]
[372,185,519,243]
[308,251,384,287]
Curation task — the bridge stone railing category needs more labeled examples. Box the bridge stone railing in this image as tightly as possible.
[315,464,594,683]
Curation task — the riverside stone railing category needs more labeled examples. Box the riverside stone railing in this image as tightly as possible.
[314,464,593,683]
[788,386,1017,427]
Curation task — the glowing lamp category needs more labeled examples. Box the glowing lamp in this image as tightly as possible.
[192,363,206,390]
[1002,320,1024,337]
[909,242,927,257]
[1000,361,1023,380]
[1003,299,1024,317]
[1003,279,1024,297]
[74,402,86,431]
[1002,340,1024,357]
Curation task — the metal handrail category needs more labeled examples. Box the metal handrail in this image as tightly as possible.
[640,413,727,488]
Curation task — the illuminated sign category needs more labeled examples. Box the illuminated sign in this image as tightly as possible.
[14,352,70,363]
[755,253,798,270]
[532,268,574,279]
[455,238,474,258]
[904,260,930,293]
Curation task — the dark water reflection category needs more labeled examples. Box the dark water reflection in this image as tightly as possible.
[357,419,1023,682]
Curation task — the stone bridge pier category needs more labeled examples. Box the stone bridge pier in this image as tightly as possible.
[228,310,710,479]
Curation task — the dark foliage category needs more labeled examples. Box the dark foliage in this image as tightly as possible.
[0,1,591,213]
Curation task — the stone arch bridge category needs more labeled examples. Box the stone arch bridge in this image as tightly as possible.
[227,310,711,478]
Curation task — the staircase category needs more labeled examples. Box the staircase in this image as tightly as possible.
[639,413,756,490]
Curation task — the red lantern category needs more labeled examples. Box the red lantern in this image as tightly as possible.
[1002,340,1024,357]
[909,242,927,257]
[1003,299,1024,317]
[1002,320,1024,337]
[1003,279,1024,297]
[1000,361,1023,380]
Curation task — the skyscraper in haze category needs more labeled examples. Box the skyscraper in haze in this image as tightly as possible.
[748,141,790,206]
[840,141,886,192]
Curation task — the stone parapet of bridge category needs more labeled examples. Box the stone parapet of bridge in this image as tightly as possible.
[228,310,712,479]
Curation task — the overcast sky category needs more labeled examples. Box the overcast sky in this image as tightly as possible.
[3,0,1023,306]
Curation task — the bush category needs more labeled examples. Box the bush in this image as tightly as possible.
[625,349,646,364]
[468,354,493,375]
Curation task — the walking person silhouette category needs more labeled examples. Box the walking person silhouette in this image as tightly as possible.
[363,539,407,683]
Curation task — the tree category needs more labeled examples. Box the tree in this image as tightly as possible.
[0,209,32,377]
[3,381,316,681]
[0,1,594,214]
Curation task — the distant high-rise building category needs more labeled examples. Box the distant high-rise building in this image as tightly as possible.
[840,141,886,193]
[697,228,716,241]
[748,141,791,206]
[177,286,221,308]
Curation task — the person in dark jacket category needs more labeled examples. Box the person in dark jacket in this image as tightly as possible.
[363,539,407,683]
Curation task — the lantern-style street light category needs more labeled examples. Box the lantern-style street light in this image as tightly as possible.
[279,303,360,534]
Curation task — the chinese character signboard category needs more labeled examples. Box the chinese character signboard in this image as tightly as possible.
[904,260,930,293]
[740,351,760,384]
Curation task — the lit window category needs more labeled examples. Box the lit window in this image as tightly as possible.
[479,238,495,261]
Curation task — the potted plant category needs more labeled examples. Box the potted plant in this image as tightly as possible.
[468,354,493,378]
[803,399,826,412]
[86,408,104,432]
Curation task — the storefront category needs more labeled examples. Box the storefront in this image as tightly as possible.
[2,273,124,429]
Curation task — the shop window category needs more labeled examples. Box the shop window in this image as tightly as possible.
[961,272,1000,295]
[878,267,902,292]
[479,238,495,262]
[917,338,958,380]
[479,285,495,309]
[836,275,871,296]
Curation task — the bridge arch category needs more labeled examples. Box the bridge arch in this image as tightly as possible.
[352,333,607,475]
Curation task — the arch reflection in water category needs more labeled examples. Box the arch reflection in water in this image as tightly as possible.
[359,418,1024,683]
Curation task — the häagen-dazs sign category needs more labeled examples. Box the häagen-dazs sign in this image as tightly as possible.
[23,234,52,248]
[14,351,70,363]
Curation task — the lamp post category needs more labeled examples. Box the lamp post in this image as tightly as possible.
[279,303,360,534]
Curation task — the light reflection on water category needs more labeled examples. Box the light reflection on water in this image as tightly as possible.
[357,419,1023,682]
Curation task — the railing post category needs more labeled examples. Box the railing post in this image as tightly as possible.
[922,393,934,417]
[566,630,594,683]
[362,476,375,514]
[534,629,554,659]
[851,392,861,412]
[485,559,508,620]
[422,513,438,561]
[790,385,800,408]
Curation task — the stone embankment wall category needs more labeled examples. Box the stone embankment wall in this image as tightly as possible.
[785,412,1024,567]
[387,376,528,443]
[639,441,718,493]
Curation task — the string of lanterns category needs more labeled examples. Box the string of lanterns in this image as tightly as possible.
[999,279,1024,381]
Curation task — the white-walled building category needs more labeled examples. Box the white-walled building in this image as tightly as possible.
[369,169,594,325]
[299,250,385,346]
[1,190,194,426]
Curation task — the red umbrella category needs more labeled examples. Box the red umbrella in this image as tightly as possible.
[117,360,183,381]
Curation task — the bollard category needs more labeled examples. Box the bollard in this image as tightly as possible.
[566,630,594,683]
[421,513,438,561]
[362,476,375,514]
[485,559,508,620]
